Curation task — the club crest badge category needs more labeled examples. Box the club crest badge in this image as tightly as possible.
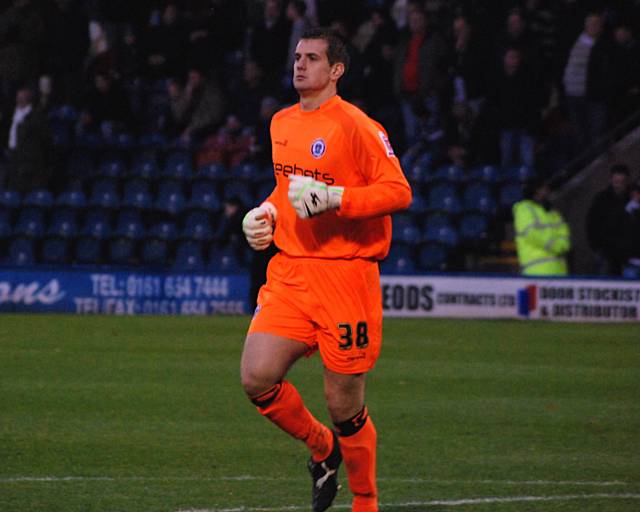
[310,138,326,159]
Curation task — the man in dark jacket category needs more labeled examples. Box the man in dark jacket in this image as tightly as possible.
[586,164,632,275]
[3,85,51,192]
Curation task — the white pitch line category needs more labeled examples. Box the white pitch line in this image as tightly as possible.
[0,475,634,487]
[176,494,640,512]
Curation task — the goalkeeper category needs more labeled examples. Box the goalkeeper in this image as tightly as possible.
[241,27,412,512]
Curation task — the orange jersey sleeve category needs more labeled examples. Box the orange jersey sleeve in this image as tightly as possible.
[264,96,412,260]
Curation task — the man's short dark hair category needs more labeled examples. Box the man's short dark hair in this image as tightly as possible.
[611,164,630,176]
[300,27,350,72]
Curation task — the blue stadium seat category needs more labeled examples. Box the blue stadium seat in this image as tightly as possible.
[223,180,253,207]
[23,189,54,209]
[66,150,96,181]
[459,213,489,245]
[130,152,160,180]
[422,224,459,248]
[49,104,78,123]
[140,238,169,267]
[173,241,205,271]
[154,181,185,216]
[137,131,167,149]
[0,189,21,211]
[0,211,11,239]
[114,210,145,240]
[89,178,120,210]
[81,210,112,239]
[121,180,153,211]
[462,183,497,215]
[14,208,45,238]
[74,237,103,264]
[108,237,137,265]
[186,182,222,213]
[181,211,213,242]
[148,221,178,242]
[46,210,78,239]
[433,164,466,184]
[418,243,448,271]
[7,238,35,266]
[469,165,501,184]
[56,188,87,210]
[98,155,127,179]
[407,192,427,215]
[503,165,535,183]
[232,162,259,182]
[194,162,228,184]
[498,182,524,211]
[426,184,462,215]
[208,245,244,273]
[380,245,416,275]
[162,150,193,182]
[41,238,71,265]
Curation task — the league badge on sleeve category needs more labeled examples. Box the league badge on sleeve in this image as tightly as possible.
[378,131,395,157]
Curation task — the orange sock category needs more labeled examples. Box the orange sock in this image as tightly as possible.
[335,407,378,512]
[252,380,333,462]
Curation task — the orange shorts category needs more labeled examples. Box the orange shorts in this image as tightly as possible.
[248,252,382,374]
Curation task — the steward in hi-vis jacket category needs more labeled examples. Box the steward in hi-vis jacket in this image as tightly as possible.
[513,180,571,275]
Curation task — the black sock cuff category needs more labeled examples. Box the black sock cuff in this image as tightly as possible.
[334,406,368,437]
[250,381,283,408]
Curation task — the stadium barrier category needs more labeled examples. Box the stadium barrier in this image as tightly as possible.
[0,267,638,321]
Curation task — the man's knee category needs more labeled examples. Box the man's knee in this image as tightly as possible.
[240,364,279,398]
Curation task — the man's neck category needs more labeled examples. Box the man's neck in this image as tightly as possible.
[299,88,337,112]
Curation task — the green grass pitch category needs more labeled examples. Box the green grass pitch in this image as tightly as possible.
[0,314,638,511]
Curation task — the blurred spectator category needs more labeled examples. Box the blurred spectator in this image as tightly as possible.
[168,67,226,144]
[286,0,313,70]
[42,0,89,107]
[624,180,640,273]
[609,23,640,127]
[232,59,270,128]
[523,0,559,76]
[249,0,292,92]
[328,18,364,102]
[36,74,54,115]
[115,24,145,82]
[213,195,245,251]
[447,15,490,115]
[513,179,571,275]
[85,20,118,78]
[78,72,134,135]
[2,85,51,192]
[487,47,541,169]
[562,12,612,154]
[196,114,253,169]
[494,8,542,81]
[442,100,497,168]
[393,4,448,148]
[586,164,632,275]
[141,2,187,80]
[0,0,45,104]
[252,95,280,165]
[359,8,400,135]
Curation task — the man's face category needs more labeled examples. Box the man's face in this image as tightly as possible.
[293,38,336,94]
[611,172,629,195]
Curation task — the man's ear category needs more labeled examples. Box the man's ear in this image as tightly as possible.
[330,62,345,81]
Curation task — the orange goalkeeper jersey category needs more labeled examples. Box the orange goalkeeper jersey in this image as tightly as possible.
[265,95,412,260]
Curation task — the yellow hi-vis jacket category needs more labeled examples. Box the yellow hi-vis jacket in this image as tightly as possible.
[513,199,571,275]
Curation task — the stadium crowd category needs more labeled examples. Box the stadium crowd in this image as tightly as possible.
[0,0,639,275]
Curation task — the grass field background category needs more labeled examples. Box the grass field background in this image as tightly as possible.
[0,314,638,511]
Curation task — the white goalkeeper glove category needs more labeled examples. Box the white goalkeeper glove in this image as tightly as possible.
[287,175,344,219]
[242,201,277,250]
